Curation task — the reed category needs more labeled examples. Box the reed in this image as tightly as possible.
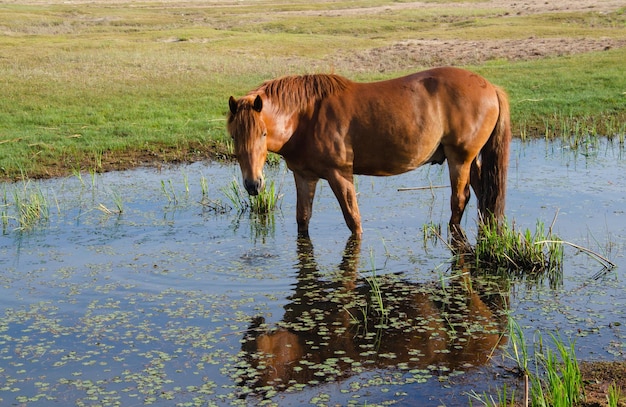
[222,179,249,213]
[422,221,441,248]
[97,190,124,215]
[182,171,190,198]
[540,112,626,147]
[1,187,9,233]
[467,384,516,407]
[222,179,282,214]
[474,219,563,274]
[249,180,282,214]
[468,318,584,407]
[11,182,49,231]
[532,334,583,407]
[365,248,388,321]
[199,175,209,199]
[507,317,531,406]
[161,179,179,205]
[608,381,622,407]
[198,175,231,213]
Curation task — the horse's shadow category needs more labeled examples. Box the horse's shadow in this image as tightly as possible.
[239,237,509,394]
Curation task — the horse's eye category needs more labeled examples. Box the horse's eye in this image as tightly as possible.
[262,132,267,138]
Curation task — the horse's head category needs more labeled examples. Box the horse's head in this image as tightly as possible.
[227,94,267,195]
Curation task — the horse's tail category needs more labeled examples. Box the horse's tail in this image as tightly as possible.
[477,86,511,224]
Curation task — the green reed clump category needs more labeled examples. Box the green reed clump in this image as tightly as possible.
[475,219,563,274]
[542,112,626,148]
[222,179,282,214]
[422,221,442,249]
[469,317,529,407]
[608,381,622,407]
[222,179,248,212]
[2,182,50,232]
[531,333,583,407]
[468,317,583,407]
[250,180,282,214]
[161,179,179,205]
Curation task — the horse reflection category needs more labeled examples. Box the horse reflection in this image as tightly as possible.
[240,237,508,392]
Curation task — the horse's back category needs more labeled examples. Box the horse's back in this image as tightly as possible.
[335,67,498,176]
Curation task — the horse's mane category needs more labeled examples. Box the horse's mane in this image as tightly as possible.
[255,74,351,112]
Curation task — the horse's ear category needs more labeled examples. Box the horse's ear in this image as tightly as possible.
[253,95,263,112]
[228,96,238,115]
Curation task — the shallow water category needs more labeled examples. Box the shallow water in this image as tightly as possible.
[0,139,625,406]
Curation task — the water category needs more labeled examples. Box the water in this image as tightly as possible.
[0,139,624,406]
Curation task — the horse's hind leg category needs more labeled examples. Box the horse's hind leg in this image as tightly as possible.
[294,172,319,238]
[447,159,473,245]
[470,157,482,214]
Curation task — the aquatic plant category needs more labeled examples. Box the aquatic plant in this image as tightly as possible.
[97,189,124,215]
[508,317,531,403]
[72,167,85,187]
[249,180,282,214]
[365,249,388,321]
[422,221,441,249]
[222,179,249,212]
[466,316,530,406]
[222,178,282,214]
[474,218,563,274]
[161,179,177,204]
[198,175,231,213]
[541,112,626,149]
[608,381,622,407]
[9,181,50,231]
[531,333,583,407]
[182,170,190,198]
[467,384,517,407]
[200,174,209,198]
[468,318,583,407]
[1,187,9,233]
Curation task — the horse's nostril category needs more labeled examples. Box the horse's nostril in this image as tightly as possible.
[244,178,262,195]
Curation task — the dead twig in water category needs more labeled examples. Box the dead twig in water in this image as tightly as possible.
[397,185,448,192]
[534,239,616,270]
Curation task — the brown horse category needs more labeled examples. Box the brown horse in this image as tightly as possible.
[227,67,511,239]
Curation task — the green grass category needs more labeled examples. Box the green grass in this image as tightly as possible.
[0,1,624,180]
[535,333,583,407]
[365,248,388,321]
[1,181,50,232]
[468,318,584,407]
[222,179,282,214]
[474,219,564,275]
[608,381,622,407]
[474,49,626,140]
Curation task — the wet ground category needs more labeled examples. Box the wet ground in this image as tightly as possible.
[1,138,625,406]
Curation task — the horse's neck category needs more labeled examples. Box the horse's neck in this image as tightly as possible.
[265,103,299,154]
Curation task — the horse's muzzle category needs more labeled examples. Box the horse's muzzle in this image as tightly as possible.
[244,178,263,196]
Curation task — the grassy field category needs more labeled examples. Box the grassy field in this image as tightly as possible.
[0,0,625,180]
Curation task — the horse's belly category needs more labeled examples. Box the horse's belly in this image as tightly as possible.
[353,141,443,176]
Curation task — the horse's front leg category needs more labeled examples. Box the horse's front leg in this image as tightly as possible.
[326,170,362,238]
[294,172,319,238]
